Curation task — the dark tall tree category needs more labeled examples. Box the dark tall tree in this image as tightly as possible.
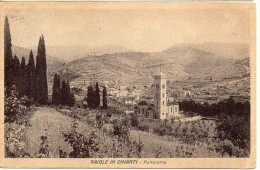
[59,80,75,106]
[20,57,27,96]
[87,85,94,109]
[102,86,108,109]
[4,16,13,95]
[95,82,100,108]
[60,81,67,105]
[57,75,61,104]
[66,81,75,106]
[52,74,59,105]
[12,55,20,93]
[35,35,48,104]
[26,50,36,99]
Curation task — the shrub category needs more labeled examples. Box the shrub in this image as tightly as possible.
[5,86,28,123]
[138,124,149,132]
[61,119,100,158]
[153,125,167,136]
[130,113,139,127]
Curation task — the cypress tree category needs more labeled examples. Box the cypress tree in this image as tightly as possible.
[12,55,20,93]
[60,81,67,105]
[87,85,94,109]
[102,86,108,109]
[20,57,27,96]
[66,81,75,106]
[56,75,61,104]
[4,16,13,95]
[35,35,48,104]
[95,82,100,108]
[52,74,58,104]
[26,50,36,99]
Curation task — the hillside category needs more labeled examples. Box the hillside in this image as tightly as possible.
[13,43,250,97]
[27,45,131,62]
[52,43,249,92]
[13,46,65,73]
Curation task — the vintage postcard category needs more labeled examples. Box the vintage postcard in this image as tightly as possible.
[0,2,256,169]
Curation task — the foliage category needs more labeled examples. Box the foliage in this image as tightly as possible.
[86,82,104,109]
[112,118,131,140]
[137,124,149,132]
[86,85,95,109]
[102,86,108,109]
[5,122,27,157]
[217,114,250,150]
[5,16,48,105]
[153,125,167,136]
[35,35,48,104]
[25,50,36,100]
[130,113,139,127]
[34,135,53,158]
[60,80,75,106]
[5,86,28,123]
[179,97,250,117]
[52,73,61,105]
[61,119,100,158]
[94,82,100,108]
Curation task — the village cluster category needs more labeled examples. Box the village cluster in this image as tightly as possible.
[74,72,183,120]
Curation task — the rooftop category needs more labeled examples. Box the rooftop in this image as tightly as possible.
[167,102,179,106]
[154,72,167,78]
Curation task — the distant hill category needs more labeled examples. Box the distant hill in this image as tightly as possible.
[168,42,249,60]
[27,45,131,62]
[12,46,65,84]
[13,43,250,97]
[52,43,250,89]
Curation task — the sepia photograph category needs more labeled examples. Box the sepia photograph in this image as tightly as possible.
[0,1,256,168]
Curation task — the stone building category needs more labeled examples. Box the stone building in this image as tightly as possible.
[134,72,179,119]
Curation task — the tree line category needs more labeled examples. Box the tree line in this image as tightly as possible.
[4,16,48,104]
[86,82,108,109]
[179,97,250,150]
[179,97,250,118]
[52,73,75,106]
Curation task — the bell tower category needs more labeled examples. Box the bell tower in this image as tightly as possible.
[154,72,167,119]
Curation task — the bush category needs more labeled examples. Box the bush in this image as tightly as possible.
[138,124,149,132]
[61,119,100,158]
[130,113,139,127]
[5,86,28,123]
[153,125,167,136]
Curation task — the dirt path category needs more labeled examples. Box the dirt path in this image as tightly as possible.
[24,107,91,157]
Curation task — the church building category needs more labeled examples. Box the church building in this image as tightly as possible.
[134,72,179,119]
[154,72,179,119]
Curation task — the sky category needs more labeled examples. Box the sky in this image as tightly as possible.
[6,6,251,52]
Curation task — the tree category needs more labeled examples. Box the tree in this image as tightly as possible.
[20,57,27,97]
[102,86,108,109]
[226,97,236,115]
[56,75,61,104]
[60,81,67,105]
[87,85,94,109]
[59,80,75,106]
[35,35,48,104]
[26,50,36,100]
[130,113,139,127]
[66,81,75,106]
[12,55,21,94]
[235,102,244,116]
[4,16,13,95]
[94,82,100,108]
[52,74,58,105]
